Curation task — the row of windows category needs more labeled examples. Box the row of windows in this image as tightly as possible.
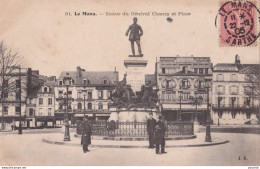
[2,79,21,88]
[216,85,253,95]
[216,97,255,106]
[59,102,106,110]
[38,108,52,116]
[161,91,206,102]
[39,98,53,105]
[162,79,206,89]
[216,73,253,81]
[217,111,251,119]
[216,74,237,81]
[58,90,112,99]
[161,68,209,75]
[3,106,21,115]
[58,79,109,85]
[2,92,21,100]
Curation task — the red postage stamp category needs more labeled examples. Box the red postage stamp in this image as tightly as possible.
[216,0,260,46]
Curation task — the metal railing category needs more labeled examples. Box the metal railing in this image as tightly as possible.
[76,120,194,137]
[212,104,259,109]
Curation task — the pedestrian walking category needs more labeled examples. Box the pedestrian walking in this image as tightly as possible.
[147,112,156,148]
[155,115,167,154]
[81,116,92,153]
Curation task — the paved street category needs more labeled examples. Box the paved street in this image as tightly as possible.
[0,131,259,166]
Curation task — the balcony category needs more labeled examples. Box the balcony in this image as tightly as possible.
[75,97,93,102]
[93,109,110,114]
[73,109,110,114]
[212,104,259,110]
[161,99,208,104]
[180,86,191,90]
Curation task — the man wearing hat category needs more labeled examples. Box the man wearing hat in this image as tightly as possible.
[81,116,92,153]
[154,115,167,154]
[147,112,156,148]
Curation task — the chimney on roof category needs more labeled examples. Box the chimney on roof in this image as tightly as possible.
[76,66,82,78]
[235,54,241,65]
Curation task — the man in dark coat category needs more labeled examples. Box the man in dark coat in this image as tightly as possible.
[125,17,143,56]
[81,117,92,153]
[147,112,156,148]
[155,115,167,154]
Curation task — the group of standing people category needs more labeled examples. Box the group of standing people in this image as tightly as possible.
[147,113,167,154]
[80,113,167,154]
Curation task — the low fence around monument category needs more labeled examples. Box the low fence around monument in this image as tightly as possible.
[76,120,194,137]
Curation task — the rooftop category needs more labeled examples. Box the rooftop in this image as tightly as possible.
[57,67,119,86]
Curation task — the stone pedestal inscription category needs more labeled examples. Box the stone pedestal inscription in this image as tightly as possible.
[124,56,147,92]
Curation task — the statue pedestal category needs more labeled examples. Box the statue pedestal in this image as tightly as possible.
[124,55,147,92]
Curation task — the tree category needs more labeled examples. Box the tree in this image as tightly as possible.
[245,73,260,101]
[244,68,260,121]
[0,41,23,129]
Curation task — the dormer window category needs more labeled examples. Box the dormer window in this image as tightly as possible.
[182,66,188,74]
[83,79,90,85]
[44,87,48,92]
[104,79,108,84]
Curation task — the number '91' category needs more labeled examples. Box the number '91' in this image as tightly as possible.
[65,12,71,16]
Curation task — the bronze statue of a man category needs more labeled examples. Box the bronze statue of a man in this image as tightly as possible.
[125,17,143,56]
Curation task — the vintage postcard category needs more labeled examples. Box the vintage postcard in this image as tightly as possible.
[0,0,259,167]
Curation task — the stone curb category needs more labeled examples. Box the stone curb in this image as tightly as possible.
[42,138,229,148]
[74,134,197,141]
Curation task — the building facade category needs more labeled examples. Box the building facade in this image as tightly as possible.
[0,69,27,129]
[0,68,45,129]
[212,56,259,125]
[26,71,56,128]
[156,56,213,122]
[54,66,119,121]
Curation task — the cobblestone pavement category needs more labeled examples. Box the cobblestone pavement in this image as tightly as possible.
[0,132,259,166]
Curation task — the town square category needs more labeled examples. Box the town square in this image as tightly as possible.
[0,0,259,167]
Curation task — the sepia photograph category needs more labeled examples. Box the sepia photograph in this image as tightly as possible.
[0,0,259,167]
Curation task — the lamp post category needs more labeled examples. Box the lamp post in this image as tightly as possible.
[63,76,71,141]
[82,90,87,117]
[189,91,203,123]
[18,65,22,134]
[217,94,222,126]
[178,90,183,121]
[205,81,212,142]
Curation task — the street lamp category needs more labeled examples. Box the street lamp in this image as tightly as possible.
[82,90,87,117]
[217,94,222,126]
[63,76,71,141]
[205,81,212,142]
[189,91,203,123]
[178,90,183,121]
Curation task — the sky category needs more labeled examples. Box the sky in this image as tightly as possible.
[0,0,259,80]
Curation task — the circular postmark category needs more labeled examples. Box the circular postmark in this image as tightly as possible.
[215,0,260,46]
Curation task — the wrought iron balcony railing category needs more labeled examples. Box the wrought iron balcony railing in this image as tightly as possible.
[212,104,259,109]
